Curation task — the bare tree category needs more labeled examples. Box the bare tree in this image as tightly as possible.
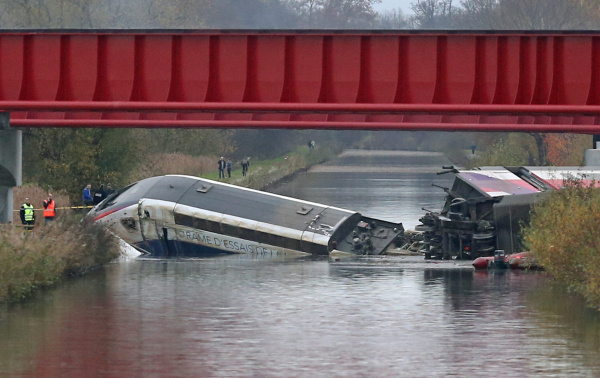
[458,0,595,30]
[0,0,141,28]
[411,0,454,28]
[373,8,412,29]
[287,0,381,28]
[208,0,297,28]
[288,0,320,27]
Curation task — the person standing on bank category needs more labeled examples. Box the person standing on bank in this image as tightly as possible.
[83,184,93,207]
[218,157,226,179]
[227,159,232,178]
[106,183,115,196]
[20,198,35,230]
[93,184,105,205]
[241,157,249,177]
[43,193,56,224]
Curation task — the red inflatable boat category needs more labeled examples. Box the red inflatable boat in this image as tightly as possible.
[472,251,540,270]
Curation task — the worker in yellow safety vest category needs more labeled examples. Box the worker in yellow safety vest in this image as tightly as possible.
[20,198,35,230]
[43,193,56,224]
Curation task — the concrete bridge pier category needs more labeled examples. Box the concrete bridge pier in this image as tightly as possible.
[0,113,22,223]
[585,135,600,166]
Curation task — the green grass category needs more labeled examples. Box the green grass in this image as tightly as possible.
[202,145,337,189]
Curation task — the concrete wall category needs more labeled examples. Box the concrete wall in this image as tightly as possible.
[584,149,600,167]
[0,113,22,223]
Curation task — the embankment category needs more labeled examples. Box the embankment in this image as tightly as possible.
[2,144,336,303]
[203,145,339,190]
[0,219,120,302]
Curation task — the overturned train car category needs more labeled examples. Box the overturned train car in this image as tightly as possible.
[88,175,403,257]
[417,166,600,260]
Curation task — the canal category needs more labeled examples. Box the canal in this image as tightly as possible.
[1,150,600,377]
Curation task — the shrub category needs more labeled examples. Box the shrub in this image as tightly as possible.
[130,153,218,182]
[0,218,120,302]
[523,180,600,309]
[469,136,532,168]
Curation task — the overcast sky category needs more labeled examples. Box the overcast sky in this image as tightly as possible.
[373,0,415,14]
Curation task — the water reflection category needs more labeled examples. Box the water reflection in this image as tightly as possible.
[1,255,600,376]
[1,151,600,376]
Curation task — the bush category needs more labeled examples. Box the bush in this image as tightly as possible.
[0,218,121,302]
[468,136,532,168]
[523,180,600,309]
[130,153,218,182]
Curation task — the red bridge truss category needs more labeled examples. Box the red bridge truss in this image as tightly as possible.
[4,30,600,132]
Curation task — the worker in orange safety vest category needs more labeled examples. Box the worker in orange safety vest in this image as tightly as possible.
[43,193,56,224]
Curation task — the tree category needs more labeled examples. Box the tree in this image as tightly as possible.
[208,0,298,28]
[131,129,235,157]
[470,134,535,167]
[0,0,138,28]
[287,0,381,28]
[289,0,320,26]
[411,0,454,28]
[457,0,594,30]
[373,8,412,29]
[144,0,213,28]
[545,134,590,166]
[23,129,140,201]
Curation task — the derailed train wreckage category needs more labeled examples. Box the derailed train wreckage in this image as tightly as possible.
[88,167,600,260]
[416,166,600,260]
[88,175,403,258]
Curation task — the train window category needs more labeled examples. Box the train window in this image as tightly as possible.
[238,227,255,241]
[193,218,208,230]
[98,176,163,211]
[205,220,221,233]
[254,231,293,249]
[281,237,302,251]
[174,213,194,228]
[255,231,272,245]
[268,234,284,248]
[220,223,239,238]
[97,183,136,210]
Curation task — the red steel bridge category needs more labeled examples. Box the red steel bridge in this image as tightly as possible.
[3,30,600,132]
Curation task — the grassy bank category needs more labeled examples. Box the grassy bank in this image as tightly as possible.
[3,144,335,303]
[523,182,600,310]
[0,219,120,302]
[202,144,338,190]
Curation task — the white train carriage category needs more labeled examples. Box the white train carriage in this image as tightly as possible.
[88,175,403,257]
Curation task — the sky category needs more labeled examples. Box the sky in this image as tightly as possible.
[373,0,415,14]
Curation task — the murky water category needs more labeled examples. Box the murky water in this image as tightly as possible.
[269,150,455,229]
[2,150,600,377]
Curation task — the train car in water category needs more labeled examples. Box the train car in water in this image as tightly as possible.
[88,175,403,257]
[417,166,600,260]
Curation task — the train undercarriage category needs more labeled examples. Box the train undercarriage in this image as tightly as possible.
[415,166,600,260]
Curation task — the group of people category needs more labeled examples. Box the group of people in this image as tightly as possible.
[218,157,251,179]
[18,183,116,230]
[83,183,115,206]
[19,193,56,230]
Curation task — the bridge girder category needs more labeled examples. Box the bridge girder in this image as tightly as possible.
[2,30,600,132]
